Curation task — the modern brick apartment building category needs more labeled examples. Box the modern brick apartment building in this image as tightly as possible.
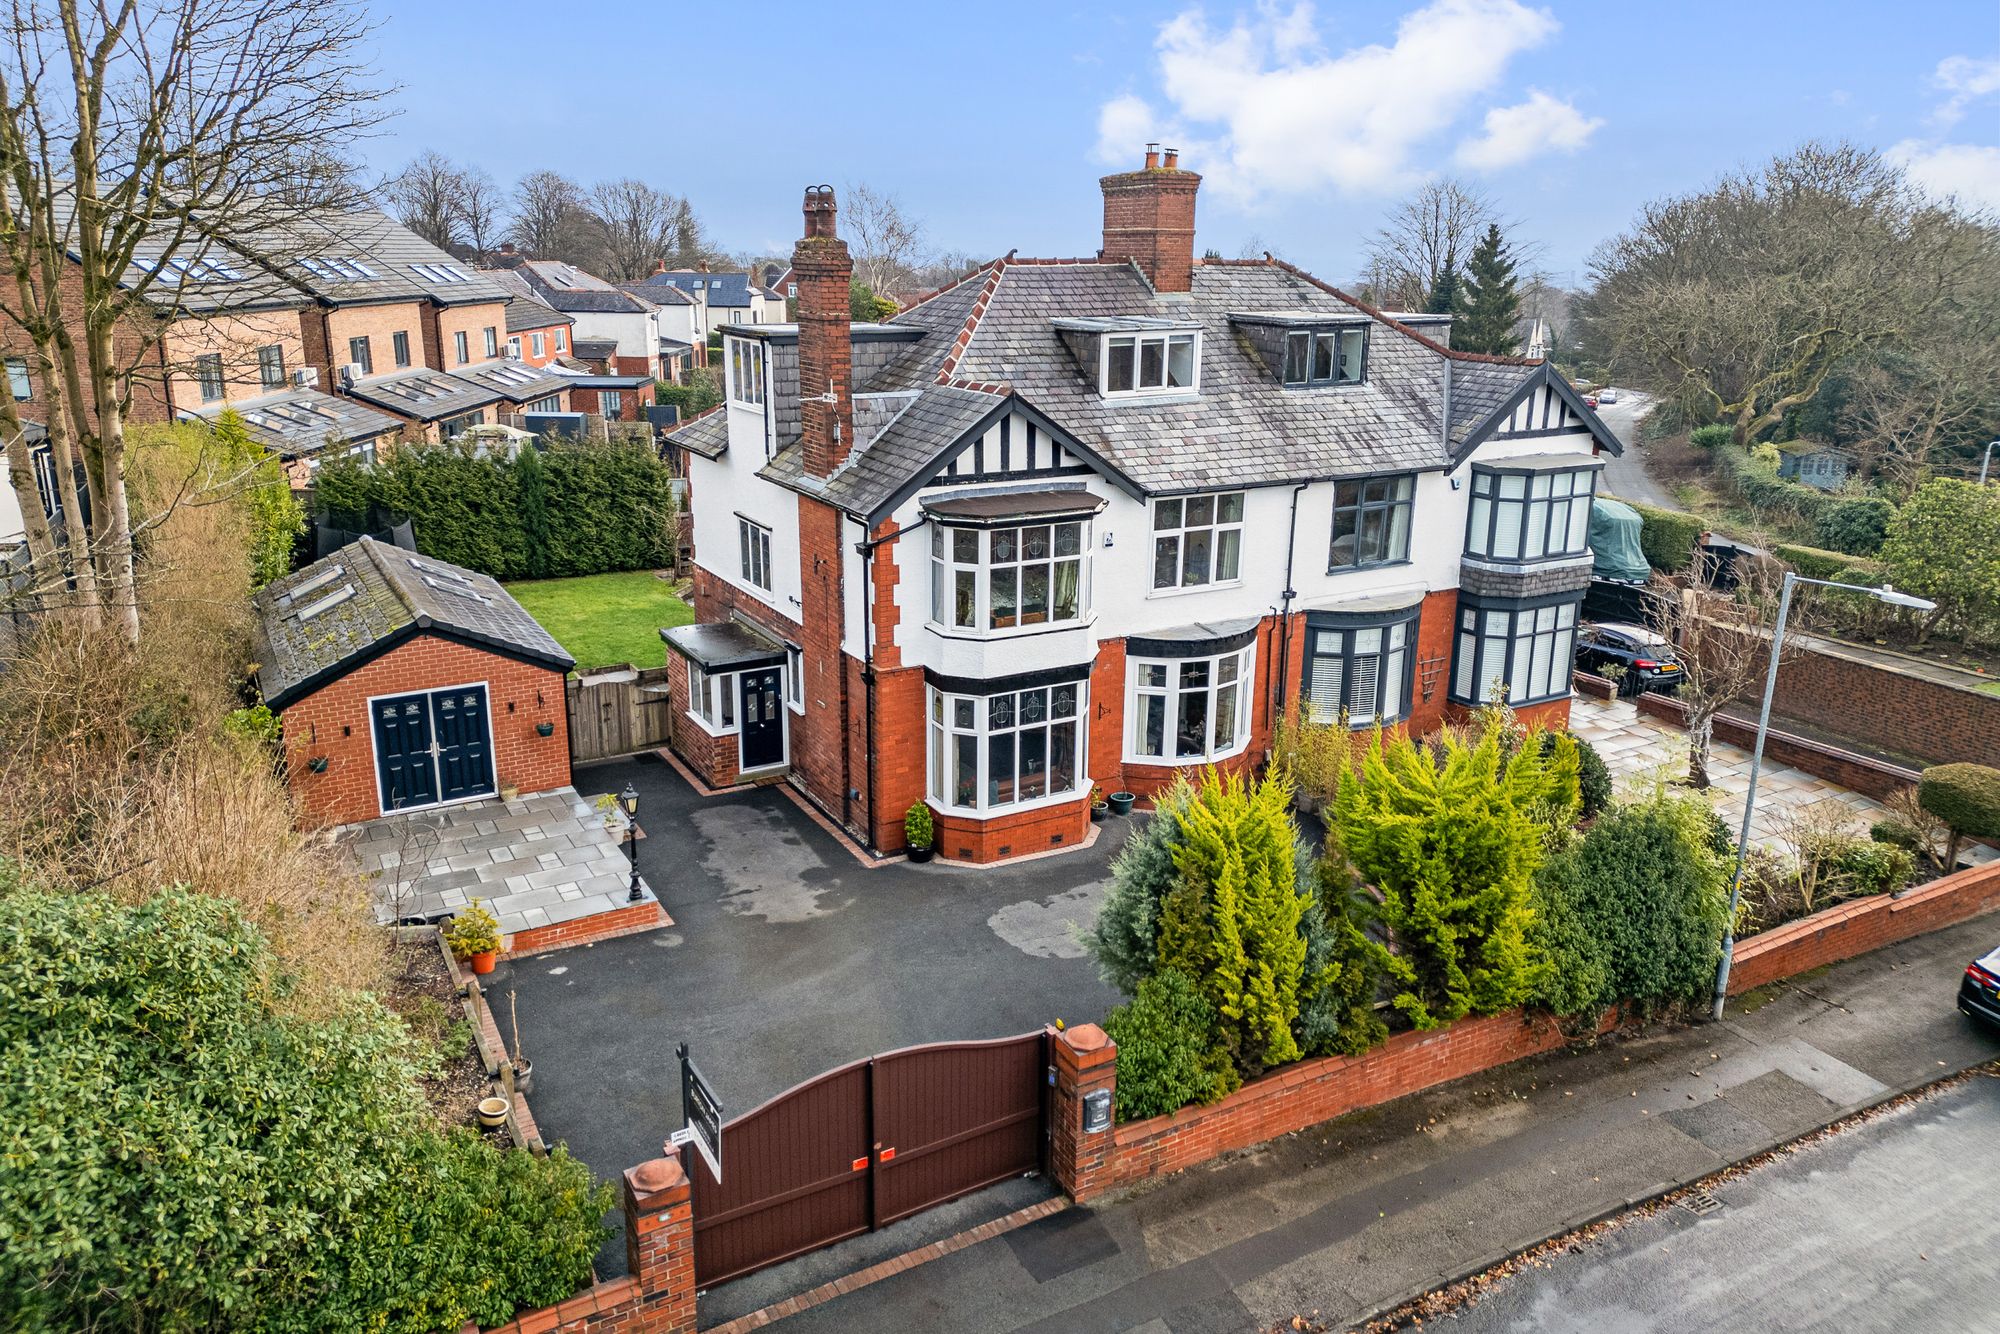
[667,150,1623,863]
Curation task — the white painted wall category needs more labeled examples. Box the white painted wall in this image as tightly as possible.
[568,307,662,372]
[687,397,803,625]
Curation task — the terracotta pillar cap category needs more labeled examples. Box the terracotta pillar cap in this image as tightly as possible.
[627,1157,687,1194]
[1061,1023,1110,1053]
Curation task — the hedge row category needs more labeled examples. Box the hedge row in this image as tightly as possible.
[315,441,677,581]
[1604,494,1704,573]
[1771,542,1883,583]
[1714,447,1891,555]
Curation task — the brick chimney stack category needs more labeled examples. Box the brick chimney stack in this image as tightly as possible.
[795,185,855,478]
[1099,144,1201,293]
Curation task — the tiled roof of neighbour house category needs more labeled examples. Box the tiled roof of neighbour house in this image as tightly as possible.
[615,280,695,308]
[343,368,505,421]
[185,389,403,457]
[503,296,574,333]
[645,270,754,307]
[570,337,620,360]
[275,211,511,307]
[453,358,575,404]
[487,259,648,314]
[252,536,572,710]
[667,406,728,460]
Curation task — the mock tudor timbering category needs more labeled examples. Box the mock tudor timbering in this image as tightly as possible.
[665,154,1628,863]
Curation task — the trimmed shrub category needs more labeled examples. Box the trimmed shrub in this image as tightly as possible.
[1552,731,1613,819]
[1613,498,1704,573]
[1773,542,1875,582]
[1832,841,1915,896]
[1814,496,1893,556]
[1689,423,1733,449]
[1918,762,2000,868]
[1295,858,1386,1058]
[1870,819,1923,852]
[1104,968,1238,1121]
[1086,782,1192,995]
[1880,479,2000,646]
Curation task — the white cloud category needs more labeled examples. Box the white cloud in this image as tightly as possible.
[1093,0,1594,201]
[1929,53,2000,128]
[1887,139,2000,211]
[1455,90,1602,170]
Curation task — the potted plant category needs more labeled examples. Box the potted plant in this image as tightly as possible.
[536,721,556,737]
[1107,789,1136,817]
[445,900,502,975]
[306,755,329,773]
[1090,784,1109,822]
[904,801,936,863]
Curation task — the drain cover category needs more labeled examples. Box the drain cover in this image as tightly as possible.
[1680,1188,1724,1217]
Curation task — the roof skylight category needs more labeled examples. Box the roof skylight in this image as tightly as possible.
[292,584,355,621]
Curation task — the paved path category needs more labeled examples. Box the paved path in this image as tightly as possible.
[1434,1075,2000,1332]
[765,914,2000,1333]
[1592,392,1676,509]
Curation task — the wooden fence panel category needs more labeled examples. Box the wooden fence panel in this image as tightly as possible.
[566,665,675,764]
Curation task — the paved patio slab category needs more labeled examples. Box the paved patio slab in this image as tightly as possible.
[340,787,658,937]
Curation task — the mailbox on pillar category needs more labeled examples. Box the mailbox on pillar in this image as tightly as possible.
[1082,1088,1112,1134]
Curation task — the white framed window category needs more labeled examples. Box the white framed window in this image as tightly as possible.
[5,357,30,400]
[483,326,499,358]
[1450,596,1579,706]
[1127,644,1255,763]
[688,666,738,733]
[1329,475,1415,570]
[1102,330,1198,396]
[928,519,1088,634]
[1304,612,1417,727]
[1466,466,1597,562]
[1282,327,1367,386]
[785,644,804,712]
[738,516,772,591]
[601,390,623,417]
[728,337,764,405]
[1151,492,1243,590]
[530,332,544,358]
[524,394,561,413]
[926,680,1086,812]
[453,330,470,365]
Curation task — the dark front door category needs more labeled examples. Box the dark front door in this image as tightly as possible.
[738,667,785,770]
[430,686,494,803]
[373,691,438,812]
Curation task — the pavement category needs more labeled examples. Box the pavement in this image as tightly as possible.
[340,786,658,939]
[490,751,1124,1275]
[1429,1073,2000,1332]
[1590,392,1676,510]
[765,912,2000,1333]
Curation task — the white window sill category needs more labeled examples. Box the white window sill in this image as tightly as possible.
[685,710,739,739]
[1121,741,1252,767]
[1145,579,1244,600]
[1099,389,1202,406]
[924,614,1096,641]
[926,786,1087,821]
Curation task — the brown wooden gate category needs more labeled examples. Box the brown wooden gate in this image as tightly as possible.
[565,665,675,763]
[680,1031,1048,1288]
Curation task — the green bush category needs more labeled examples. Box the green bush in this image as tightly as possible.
[1103,968,1238,1121]
[1814,496,1893,556]
[1527,791,1731,1020]
[0,882,614,1334]
[1918,763,2000,868]
[904,801,933,849]
[1547,731,1613,818]
[1332,726,1577,1028]
[1869,819,1923,853]
[1832,841,1915,896]
[1611,498,1704,573]
[654,367,721,418]
[1880,479,2000,645]
[1717,447,1830,528]
[316,440,676,581]
[1772,542,1879,582]
[1295,858,1386,1058]
[1085,782,1192,995]
[1689,424,1734,449]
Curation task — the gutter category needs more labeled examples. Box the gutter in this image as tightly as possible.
[1271,480,1309,725]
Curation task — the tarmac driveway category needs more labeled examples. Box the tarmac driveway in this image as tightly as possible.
[493,752,1125,1232]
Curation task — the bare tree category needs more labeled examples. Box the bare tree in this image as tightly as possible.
[456,165,504,263]
[587,178,677,281]
[1361,178,1495,311]
[842,181,924,296]
[1580,141,1983,446]
[1644,548,1792,788]
[506,169,585,258]
[384,149,465,252]
[0,0,387,640]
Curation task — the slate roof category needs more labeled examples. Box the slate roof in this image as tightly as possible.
[669,407,728,460]
[615,280,694,308]
[453,358,574,404]
[253,536,572,709]
[251,209,511,307]
[645,271,753,307]
[504,296,573,333]
[486,260,647,314]
[186,389,403,456]
[344,368,505,420]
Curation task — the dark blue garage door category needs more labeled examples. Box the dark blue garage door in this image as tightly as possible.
[372,685,494,814]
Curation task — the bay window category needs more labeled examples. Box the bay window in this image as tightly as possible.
[1303,611,1417,727]
[928,519,1087,633]
[1152,492,1244,590]
[1465,464,1597,562]
[688,666,738,733]
[1329,474,1414,570]
[1128,644,1255,762]
[1103,330,1198,396]
[1449,595,1580,706]
[926,676,1087,812]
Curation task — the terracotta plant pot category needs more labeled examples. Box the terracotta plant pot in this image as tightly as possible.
[907,844,935,863]
[468,949,498,975]
[476,1096,509,1131]
[1107,791,1136,816]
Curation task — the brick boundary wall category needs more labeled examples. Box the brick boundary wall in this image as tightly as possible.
[505,900,671,954]
[1046,856,2000,1204]
[1572,670,1615,701]
[1632,689,1921,802]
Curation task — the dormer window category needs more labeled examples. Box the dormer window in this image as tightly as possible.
[1103,331,1197,396]
[1283,327,1366,386]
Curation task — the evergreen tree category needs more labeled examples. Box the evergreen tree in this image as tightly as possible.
[1085,781,1194,994]
[1455,223,1523,355]
[1425,264,1463,317]
[513,442,552,580]
[209,409,304,588]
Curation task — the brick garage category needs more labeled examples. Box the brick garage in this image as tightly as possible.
[253,536,574,827]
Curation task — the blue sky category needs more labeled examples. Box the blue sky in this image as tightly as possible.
[364,1,1998,284]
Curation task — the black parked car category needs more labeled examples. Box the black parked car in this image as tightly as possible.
[1960,947,2000,1031]
[1574,621,1684,696]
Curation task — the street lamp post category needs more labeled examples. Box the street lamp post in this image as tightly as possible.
[621,782,643,903]
[1711,573,1937,1019]
[1979,440,1999,486]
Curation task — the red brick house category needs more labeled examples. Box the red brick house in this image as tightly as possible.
[666,153,1624,863]
[253,537,574,826]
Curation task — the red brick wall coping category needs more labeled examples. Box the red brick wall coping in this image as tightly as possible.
[1632,689,1919,802]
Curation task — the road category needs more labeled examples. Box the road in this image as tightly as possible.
[1429,1075,2000,1333]
[1591,390,1677,508]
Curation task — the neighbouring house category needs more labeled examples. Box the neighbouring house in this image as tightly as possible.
[253,535,574,826]
[615,279,701,381]
[1775,440,1853,491]
[480,255,664,380]
[188,390,404,489]
[484,267,577,367]
[563,373,656,424]
[665,152,1624,863]
[341,367,509,443]
[641,268,786,342]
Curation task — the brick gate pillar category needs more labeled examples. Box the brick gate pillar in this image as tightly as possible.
[1047,1023,1118,1203]
[623,1157,698,1333]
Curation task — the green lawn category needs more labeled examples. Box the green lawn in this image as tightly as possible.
[503,570,694,671]
[1978,679,2000,696]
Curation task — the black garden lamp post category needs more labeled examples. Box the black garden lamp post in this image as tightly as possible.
[621,782,643,903]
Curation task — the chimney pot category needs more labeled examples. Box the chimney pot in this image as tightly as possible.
[794,184,853,477]
[1163,148,1178,170]
[1144,144,1160,170]
[1100,153,1200,293]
